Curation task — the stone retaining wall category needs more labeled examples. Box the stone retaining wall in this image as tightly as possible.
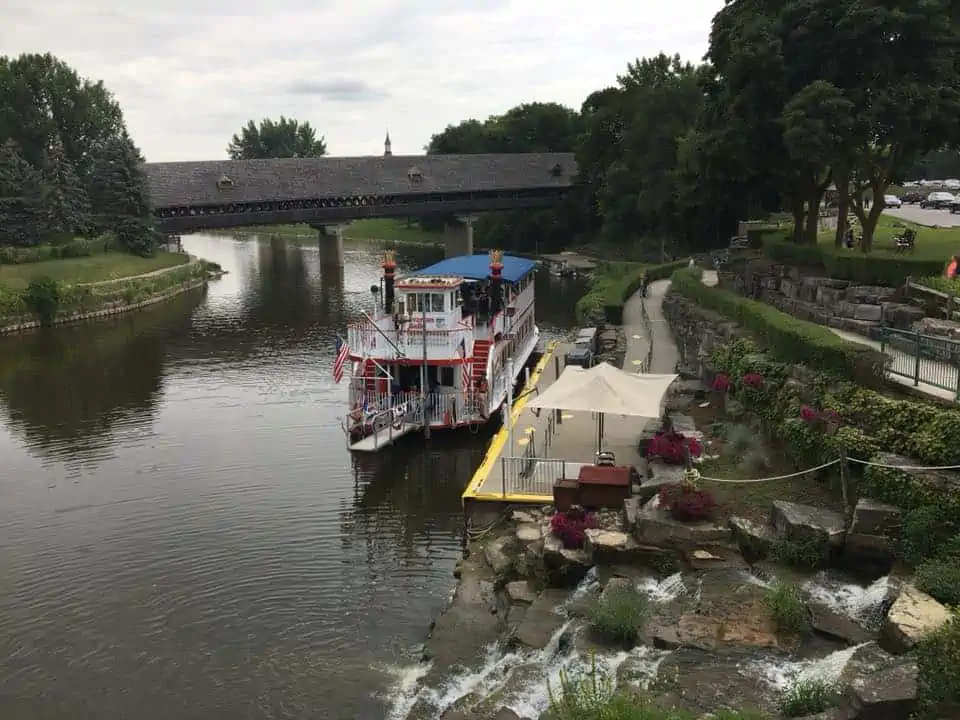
[721,260,926,336]
[0,259,214,335]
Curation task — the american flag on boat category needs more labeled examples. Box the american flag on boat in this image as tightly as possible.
[333,336,350,384]
[457,338,471,392]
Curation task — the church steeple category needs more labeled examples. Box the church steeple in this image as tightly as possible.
[384,130,392,156]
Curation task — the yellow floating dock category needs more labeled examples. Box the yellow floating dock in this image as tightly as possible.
[461,340,646,521]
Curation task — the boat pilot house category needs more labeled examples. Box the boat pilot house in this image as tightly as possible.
[343,251,541,451]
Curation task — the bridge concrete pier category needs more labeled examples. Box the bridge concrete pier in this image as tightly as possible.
[445,215,477,257]
[311,223,347,265]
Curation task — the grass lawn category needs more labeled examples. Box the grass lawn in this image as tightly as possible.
[0,252,189,290]
[817,212,960,260]
[210,219,445,246]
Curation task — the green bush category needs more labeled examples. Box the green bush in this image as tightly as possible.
[770,538,825,570]
[0,236,111,265]
[763,236,944,286]
[23,277,61,325]
[915,555,960,606]
[916,610,960,719]
[671,269,884,386]
[777,678,842,717]
[764,580,810,636]
[589,584,648,645]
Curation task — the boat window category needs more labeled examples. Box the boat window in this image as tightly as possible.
[429,293,445,312]
[406,293,422,314]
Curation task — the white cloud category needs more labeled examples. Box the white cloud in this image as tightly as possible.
[2,0,723,161]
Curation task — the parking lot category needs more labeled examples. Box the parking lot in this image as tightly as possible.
[886,205,960,227]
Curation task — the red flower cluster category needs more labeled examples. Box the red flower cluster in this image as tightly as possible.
[799,404,819,421]
[658,485,717,522]
[549,506,599,549]
[646,431,703,465]
[712,373,731,392]
[741,373,764,389]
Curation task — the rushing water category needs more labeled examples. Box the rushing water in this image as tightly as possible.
[0,233,588,720]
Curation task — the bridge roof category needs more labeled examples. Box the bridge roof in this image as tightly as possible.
[409,254,536,284]
[145,153,577,208]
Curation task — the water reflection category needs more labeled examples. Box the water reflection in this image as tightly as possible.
[0,233,580,720]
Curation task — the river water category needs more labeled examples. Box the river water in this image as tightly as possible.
[0,234,587,720]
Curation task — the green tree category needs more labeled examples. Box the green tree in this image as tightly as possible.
[88,133,157,255]
[907,148,960,180]
[0,139,43,246]
[38,139,91,241]
[227,117,327,159]
[0,53,125,183]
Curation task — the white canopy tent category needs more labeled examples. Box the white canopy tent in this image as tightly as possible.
[526,362,679,454]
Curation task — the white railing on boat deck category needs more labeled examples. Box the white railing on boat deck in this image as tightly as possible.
[345,389,489,439]
[347,324,475,361]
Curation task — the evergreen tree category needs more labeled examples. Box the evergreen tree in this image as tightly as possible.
[39,138,91,241]
[88,133,157,255]
[0,139,43,246]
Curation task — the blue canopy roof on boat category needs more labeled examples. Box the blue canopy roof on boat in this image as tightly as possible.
[407,254,536,283]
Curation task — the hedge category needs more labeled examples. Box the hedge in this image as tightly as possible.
[762,236,943,286]
[576,259,689,324]
[0,236,114,265]
[670,268,884,386]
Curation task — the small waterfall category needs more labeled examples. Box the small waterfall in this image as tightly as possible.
[802,573,892,628]
[379,661,433,720]
[637,572,686,602]
[559,567,600,614]
[741,643,868,692]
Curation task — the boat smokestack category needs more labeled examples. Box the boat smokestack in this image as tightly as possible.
[383,250,397,314]
[489,249,503,316]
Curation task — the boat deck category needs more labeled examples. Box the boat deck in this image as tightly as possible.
[348,423,421,452]
[461,342,646,518]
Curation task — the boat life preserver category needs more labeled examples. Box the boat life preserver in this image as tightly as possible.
[392,403,407,430]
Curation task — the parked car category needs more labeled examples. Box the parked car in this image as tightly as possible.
[951,200,960,214]
[884,194,902,208]
[901,192,925,204]
[920,191,957,209]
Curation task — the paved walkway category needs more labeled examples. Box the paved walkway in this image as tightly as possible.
[467,279,682,499]
[700,270,957,402]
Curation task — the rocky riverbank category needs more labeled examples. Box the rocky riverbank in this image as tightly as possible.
[388,378,953,720]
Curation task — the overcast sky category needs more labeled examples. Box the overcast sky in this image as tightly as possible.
[4,0,723,162]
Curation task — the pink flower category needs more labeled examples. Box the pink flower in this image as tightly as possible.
[741,373,764,389]
[800,405,820,421]
[712,373,731,392]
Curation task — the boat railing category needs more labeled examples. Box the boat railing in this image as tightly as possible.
[347,324,475,360]
[345,389,489,443]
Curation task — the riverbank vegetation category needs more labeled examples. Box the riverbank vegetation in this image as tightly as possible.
[0,54,159,258]
[0,250,187,291]
[575,259,688,322]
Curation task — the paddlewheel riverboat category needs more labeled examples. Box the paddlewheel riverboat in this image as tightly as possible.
[342,250,540,451]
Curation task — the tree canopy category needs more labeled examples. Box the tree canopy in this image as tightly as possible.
[227,117,327,160]
[424,1,960,257]
[0,53,158,254]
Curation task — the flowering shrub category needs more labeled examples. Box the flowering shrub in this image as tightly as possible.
[712,373,731,392]
[800,405,820,422]
[741,372,764,389]
[646,431,703,465]
[658,485,717,522]
[799,405,842,434]
[550,506,599,549]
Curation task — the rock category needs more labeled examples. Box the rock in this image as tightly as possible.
[491,709,521,720]
[685,545,748,571]
[439,710,470,720]
[542,535,591,588]
[676,614,722,651]
[836,657,918,720]
[846,285,896,304]
[843,533,895,575]
[514,589,572,649]
[511,509,538,524]
[853,304,884,322]
[850,498,901,537]
[484,535,516,575]
[882,584,951,653]
[882,303,924,330]
[515,523,543,550]
[634,508,731,550]
[584,529,651,565]
[810,604,877,645]
[623,497,641,530]
[505,581,537,605]
[837,642,898,687]
[771,501,846,555]
[729,516,775,561]
[645,620,682,649]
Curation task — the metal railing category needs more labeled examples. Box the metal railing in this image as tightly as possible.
[499,455,567,497]
[345,395,426,450]
[879,326,960,398]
